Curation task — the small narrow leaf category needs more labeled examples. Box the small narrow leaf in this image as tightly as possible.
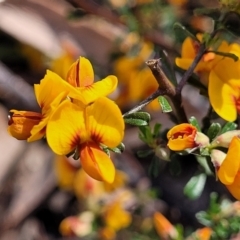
[153,123,162,137]
[189,116,201,132]
[123,112,151,122]
[139,126,152,143]
[158,96,172,113]
[124,118,148,126]
[220,122,238,134]
[207,123,221,141]
[137,149,153,158]
[184,173,207,200]
[196,156,213,176]
[109,142,125,154]
[148,156,161,178]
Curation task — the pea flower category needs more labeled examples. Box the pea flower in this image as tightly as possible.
[8,71,80,141]
[47,97,124,183]
[217,136,240,200]
[167,123,209,151]
[153,212,178,239]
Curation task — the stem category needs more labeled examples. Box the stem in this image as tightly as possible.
[122,88,166,117]
[176,44,206,95]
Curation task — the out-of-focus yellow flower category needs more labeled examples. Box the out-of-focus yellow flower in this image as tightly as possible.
[167,123,209,151]
[8,110,42,140]
[168,0,187,6]
[103,170,128,192]
[54,155,79,190]
[103,201,132,231]
[217,136,240,199]
[47,97,124,183]
[99,227,116,240]
[153,212,178,240]
[114,41,159,110]
[73,168,104,200]
[59,212,94,237]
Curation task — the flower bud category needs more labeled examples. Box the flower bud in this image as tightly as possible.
[210,149,226,169]
[211,130,240,148]
[8,110,42,140]
[167,123,209,151]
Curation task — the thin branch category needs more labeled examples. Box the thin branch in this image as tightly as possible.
[122,88,166,117]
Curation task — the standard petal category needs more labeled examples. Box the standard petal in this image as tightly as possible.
[86,97,124,148]
[226,172,240,200]
[47,100,87,155]
[80,143,115,183]
[181,37,196,58]
[218,136,240,185]
[67,57,94,87]
[73,75,118,104]
[35,70,82,110]
[209,70,237,121]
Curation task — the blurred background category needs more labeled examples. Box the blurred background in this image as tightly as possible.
[0,0,234,239]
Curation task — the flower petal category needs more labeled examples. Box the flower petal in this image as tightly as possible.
[35,70,82,111]
[218,136,240,185]
[86,97,124,148]
[8,110,42,140]
[71,75,118,104]
[225,172,240,200]
[67,57,94,87]
[209,69,238,121]
[47,100,87,155]
[80,143,115,183]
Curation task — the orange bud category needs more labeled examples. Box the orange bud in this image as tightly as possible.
[187,227,212,240]
[8,110,42,140]
[153,212,178,239]
[167,123,198,151]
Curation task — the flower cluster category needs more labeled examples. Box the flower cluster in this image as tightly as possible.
[8,57,125,183]
[176,34,240,122]
[167,123,240,200]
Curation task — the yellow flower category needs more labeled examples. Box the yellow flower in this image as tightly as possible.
[208,50,240,121]
[67,57,118,105]
[153,212,178,239]
[47,97,124,183]
[114,41,159,110]
[103,201,132,231]
[167,123,209,151]
[217,136,240,199]
[99,227,116,240]
[8,71,79,141]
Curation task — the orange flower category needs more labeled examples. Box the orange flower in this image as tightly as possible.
[167,123,210,151]
[217,136,240,199]
[153,212,178,240]
[187,227,212,240]
[8,110,42,140]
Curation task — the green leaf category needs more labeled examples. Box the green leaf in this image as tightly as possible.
[153,123,162,137]
[196,211,212,226]
[220,122,238,134]
[157,48,177,85]
[109,142,125,154]
[208,50,238,61]
[207,123,221,141]
[158,96,172,113]
[124,112,151,122]
[173,22,198,42]
[148,156,161,178]
[139,126,152,143]
[194,7,221,20]
[184,173,207,200]
[137,149,153,158]
[189,116,201,132]
[124,118,148,126]
[196,156,213,175]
